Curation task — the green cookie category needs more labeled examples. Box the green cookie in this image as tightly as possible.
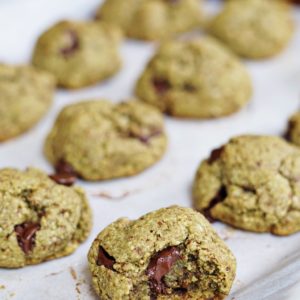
[88,206,236,300]
[193,135,300,236]
[0,168,92,268]
[0,64,55,142]
[44,99,167,181]
[32,20,122,89]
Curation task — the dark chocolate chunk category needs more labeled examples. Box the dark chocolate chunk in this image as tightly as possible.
[153,78,171,95]
[14,222,40,255]
[207,146,224,164]
[146,246,182,295]
[97,246,115,270]
[60,30,79,58]
[283,120,296,141]
[203,186,227,222]
[55,159,77,176]
[49,173,76,187]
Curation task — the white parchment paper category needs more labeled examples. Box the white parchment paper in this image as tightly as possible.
[0,1,299,299]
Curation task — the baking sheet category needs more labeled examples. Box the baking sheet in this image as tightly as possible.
[0,0,300,299]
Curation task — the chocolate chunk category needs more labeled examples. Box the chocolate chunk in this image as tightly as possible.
[55,159,77,176]
[146,246,182,295]
[129,129,162,144]
[207,146,224,164]
[203,186,227,222]
[97,246,115,270]
[60,30,79,58]
[283,120,296,141]
[49,173,76,187]
[14,222,40,255]
[153,78,171,95]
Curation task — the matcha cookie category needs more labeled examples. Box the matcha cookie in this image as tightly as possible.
[88,206,236,300]
[135,37,252,118]
[193,135,300,236]
[0,64,55,142]
[285,112,300,146]
[44,99,167,181]
[209,0,293,59]
[32,20,122,89]
[95,0,203,40]
[0,168,92,268]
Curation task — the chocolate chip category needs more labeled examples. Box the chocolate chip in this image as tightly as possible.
[97,246,115,270]
[153,78,171,95]
[55,159,77,176]
[146,246,182,296]
[60,30,79,58]
[49,173,76,187]
[14,222,40,255]
[207,146,224,164]
[129,129,162,144]
[283,120,296,141]
[203,186,227,222]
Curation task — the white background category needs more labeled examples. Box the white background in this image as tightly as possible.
[0,0,300,299]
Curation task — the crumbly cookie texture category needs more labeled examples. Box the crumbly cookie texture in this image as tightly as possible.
[0,64,55,142]
[209,0,293,59]
[135,36,252,118]
[44,99,167,181]
[0,168,92,268]
[95,0,203,40]
[193,135,300,236]
[88,206,236,300]
[32,20,122,89]
[285,112,300,146]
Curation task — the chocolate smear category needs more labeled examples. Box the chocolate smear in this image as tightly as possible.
[97,246,115,270]
[14,222,40,255]
[146,246,182,296]
[60,30,79,58]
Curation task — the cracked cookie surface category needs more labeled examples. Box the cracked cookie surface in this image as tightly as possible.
[95,0,203,40]
[193,135,300,236]
[135,37,252,118]
[0,64,55,142]
[88,206,236,300]
[32,20,122,89]
[284,112,300,146]
[209,0,293,59]
[0,168,92,268]
[44,99,167,181]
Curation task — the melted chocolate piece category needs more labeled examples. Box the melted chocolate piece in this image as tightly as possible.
[55,159,77,176]
[129,129,162,144]
[146,246,182,296]
[14,222,40,255]
[203,186,227,222]
[207,146,224,164]
[60,30,79,58]
[153,78,171,95]
[283,120,296,141]
[49,173,76,187]
[97,246,115,270]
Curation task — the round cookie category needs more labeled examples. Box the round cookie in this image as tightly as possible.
[193,135,300,236]
[0,168,92,268]
[0,64,55,142]
[95,0,203,40]
[32,20,122,89]
[135,37,252,118]
[44,99,167,181]
[284,112,300,146]
[209,0,294,59]
[88,206,236,300]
